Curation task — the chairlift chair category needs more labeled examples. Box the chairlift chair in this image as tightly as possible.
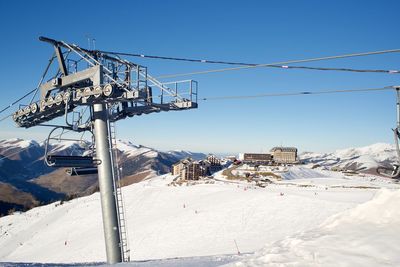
[44,127,100,173]
[377,87,400,179]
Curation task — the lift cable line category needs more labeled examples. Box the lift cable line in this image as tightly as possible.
[1,85,397,123]
[151,48,400,79]
[2,48,399,118]
[0,82,394,160]
[200,86,397,101]
[99,49,400,75]
[0,113,12,122]
[0,53,57,117]
[0,89,37,115]
[2,85,397,160]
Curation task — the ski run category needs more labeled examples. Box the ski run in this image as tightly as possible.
[0,165,400,266]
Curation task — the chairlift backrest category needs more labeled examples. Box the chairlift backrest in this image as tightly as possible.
[44,126,98,168]
[47,155,97,168]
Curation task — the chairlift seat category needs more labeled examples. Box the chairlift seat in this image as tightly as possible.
[46,155,97,168]
[66,167,98,176]
[376,165,400,179]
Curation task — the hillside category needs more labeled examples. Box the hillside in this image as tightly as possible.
[0,167,399,265]
[235,189,400,266]
[0,182,38,215]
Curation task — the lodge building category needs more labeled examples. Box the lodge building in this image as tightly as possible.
[172,155,222,180]
[270,147,298,164]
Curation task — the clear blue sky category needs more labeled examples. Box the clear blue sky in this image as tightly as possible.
[0,0,399,154]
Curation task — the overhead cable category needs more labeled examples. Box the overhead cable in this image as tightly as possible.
[3,48,399,116]
[96,48,400,77]
[148,48,400,79]
[2,48,399,120]
[1,86,397,158]
[0,53,56,116]
[0,88,38,115]
[200,86,396,101]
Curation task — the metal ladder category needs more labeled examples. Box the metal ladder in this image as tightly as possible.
[108,119,130,262]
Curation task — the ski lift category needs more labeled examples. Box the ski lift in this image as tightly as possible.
[377,87,400,179]
[44,126,100,171]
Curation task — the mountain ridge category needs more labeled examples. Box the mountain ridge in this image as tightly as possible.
[1,139,398,216]
[0,138,206,216]
[300,142,398,173]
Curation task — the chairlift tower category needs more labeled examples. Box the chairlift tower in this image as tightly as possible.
[13,37,198,263]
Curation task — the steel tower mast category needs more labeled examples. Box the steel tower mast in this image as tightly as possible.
[13,37,198,263]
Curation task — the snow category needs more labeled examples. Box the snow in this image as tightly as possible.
[233,189,400,267]
[0,138,39,149]
[280,166,329,180]
[0,166,399,266]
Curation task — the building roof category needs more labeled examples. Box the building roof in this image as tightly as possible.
[270,147,298,152]
[172,157,194,166]
[243,153,272,156]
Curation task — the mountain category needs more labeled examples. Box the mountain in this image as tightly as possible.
[300,143,398,174]
[109,140,206,186]
[166,150,206,161]
[0,138,206,216]
[0,139,66,215]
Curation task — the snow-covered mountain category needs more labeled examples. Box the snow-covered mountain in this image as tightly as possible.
[300,143,398,173]
[166,150,206,161]
[116,140,205,161]
[0,139,66,215]
[0,138,206,216]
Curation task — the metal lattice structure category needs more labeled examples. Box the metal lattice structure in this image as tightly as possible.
[12,36,198,264]
[13,36,198,128]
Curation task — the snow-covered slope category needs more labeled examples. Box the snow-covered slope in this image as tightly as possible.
[281,166,329,180]
[301,143,398,172]
[234,188,400,267]
[0,167,399,265]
